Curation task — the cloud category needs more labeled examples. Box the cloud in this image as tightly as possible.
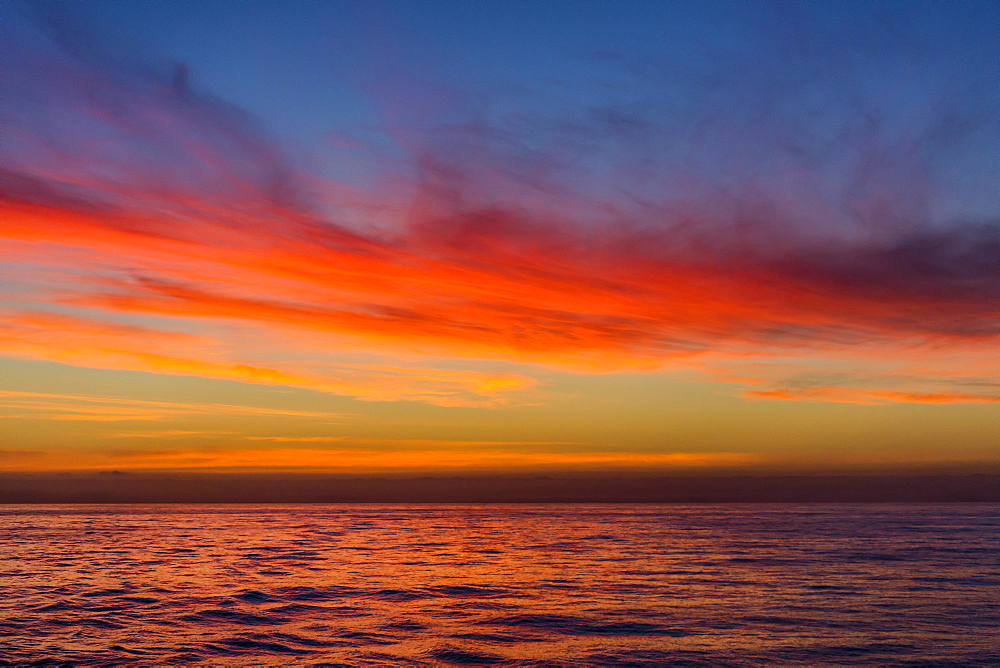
[1,2,997,405]
[0,389,351,421]
[0,442,760,473]
[0,310,537,406]
[744,388,1000,405]
[107,430,237,439]
[720,352,1000,406]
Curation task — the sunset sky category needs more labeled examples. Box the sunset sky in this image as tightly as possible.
[1,0,997,476]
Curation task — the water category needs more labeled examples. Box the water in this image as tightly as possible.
[1,504,998,666]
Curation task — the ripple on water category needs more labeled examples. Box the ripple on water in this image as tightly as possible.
[268,602,367,617]
[233,589,278,603]
[0,504,996,665]
[381,620,428,631]
[32,600,73,612]
[479,614,693,637]
[429,584,511,598]
[181,609,290,625]
[451,632,546,644]
[216,637,315,655]
[429,647,509,665]
[367,588,427,602]
[118,596,160,604]
[278,585,360,601]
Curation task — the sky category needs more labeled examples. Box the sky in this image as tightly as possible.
[1,0,998,477]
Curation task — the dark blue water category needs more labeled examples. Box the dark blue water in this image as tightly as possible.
[1,504,998,665]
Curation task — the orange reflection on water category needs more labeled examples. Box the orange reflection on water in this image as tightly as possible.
[1,504,997,664]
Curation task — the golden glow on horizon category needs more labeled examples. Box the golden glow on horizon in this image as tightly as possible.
[0,444,762,472]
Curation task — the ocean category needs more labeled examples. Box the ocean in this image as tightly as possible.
[1,504,997,665]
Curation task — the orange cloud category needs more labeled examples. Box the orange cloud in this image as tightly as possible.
[0,443,760,473]
[0,389,351,421]
[0,310,537,406]
[745,388,1000,405]
[5,195,996,376]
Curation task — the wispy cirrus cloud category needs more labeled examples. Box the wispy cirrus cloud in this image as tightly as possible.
[0,389,351,422]
[0,310,537,406]
[745,388,1000,405]
[1,3,997,405]
[718,352,1000,406]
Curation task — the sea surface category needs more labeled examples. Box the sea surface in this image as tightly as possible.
[0,504,998,666]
